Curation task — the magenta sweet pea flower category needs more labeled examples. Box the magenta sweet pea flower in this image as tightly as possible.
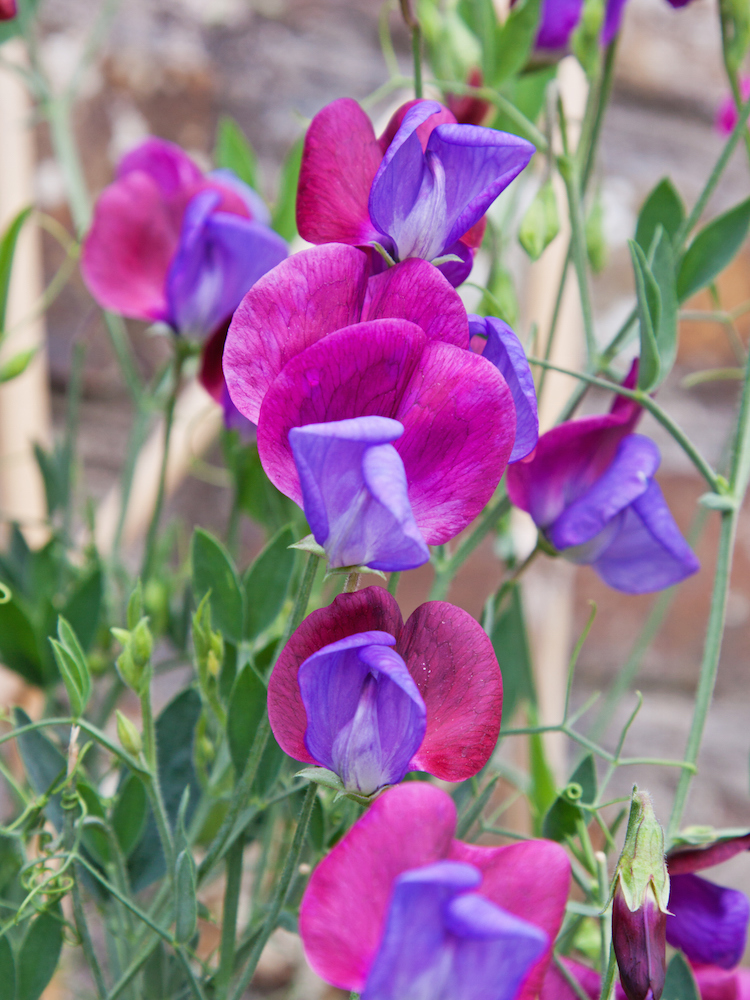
[666,834,750,970]
[268,587,503,791]
[716,77,750,137]
[506,366,699,594]
[0,0,16,20]
[299,783,570,999]
[82,137,288,340]
[224,245,516,552]
[296,97,534,286]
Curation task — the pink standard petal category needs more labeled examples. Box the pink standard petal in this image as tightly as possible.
[224,244,370,423]
[402,601,502,781]
[296,97,383,245]
[81,171,179,322]
[268,588,403,762]
[450,838,571,1000]
[362,257,470,348]
[299,783,457,992]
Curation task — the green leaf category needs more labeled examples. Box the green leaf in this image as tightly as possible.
[528,710,558,834]
[174,849,198,944]
[271,138,303,243]
[14,707,66,831]
[253,737,285,798]
[296,767,345,792]
[542,754,597,842]
[227,664,266,776]
[649,227,679,384]
[78,780,111,865]
[629,239,662,392]
[0,934,15,1000]
[677,196,750,302]
[191,528,244,644]
[492,0,541,87]
[662,952,700,1000]
[215,116,260,192]
[635,178,685,255]
[50,616,91,717]
[0,595,44,685]
[62,566,103,652]
[519,180,560,261]
[0,207,32,332]
[0,347,36,383]
[493,585,536,723]
[243,525,296,640]
[226,438,295,531]
[17,906,63,1000]
[308,795,325,852]
[585,192,608,273]
[112,773,148,858]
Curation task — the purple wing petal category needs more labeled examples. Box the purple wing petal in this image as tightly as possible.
[549,434,660,550]
[436,238,475,287]
[536,0,584,49]
[224,244,370,423]
[601,0,628,44]
[268,588,404,764]
[591,478,700,594]
[167,190,288,338]
[299,783,458,992]
[296,97,384,246]
[378,99,457,154]
[208,168,271,224]
[399,601,502,782]
[289,417,430,571]
[470,315,538,462]
[300,634,426,795]
[667,874,750,970]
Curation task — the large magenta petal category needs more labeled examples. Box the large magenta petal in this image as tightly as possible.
[401,601,502,781]
[81,170,178,322]
[224,244,370,423]
[299,783,457,992]
[117,137,203,195]
[297,97,383,246]
[362,257,469,349]
[268,588,403,763]
[257,322,515,543]
[449,839,571,1000]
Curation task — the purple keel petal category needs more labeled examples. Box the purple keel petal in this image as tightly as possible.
[224,244,370,423]
[549,434,660,550]
[667,874,750,970]
[362,861,547,1000]
[470,315,538,462]
[591,479,700,594]
[208,168,271,224]
[299,633,426,795]
[167,190,288,338]
[289,416,430,571]
[297,97,383,246]
[536,0,584,49]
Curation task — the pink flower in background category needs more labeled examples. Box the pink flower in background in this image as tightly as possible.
[0,0,16,21]
[715,77,750,136]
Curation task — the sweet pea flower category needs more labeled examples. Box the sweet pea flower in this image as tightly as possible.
[268,587,503,795]
[300,782,571,999]
[296,97,534,286]
[0,0,16,21]
[224,244,517,559]
[506,366,700,594]
[529,0,695,55]
[716,77,750,137]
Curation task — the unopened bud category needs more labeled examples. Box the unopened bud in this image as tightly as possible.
[116,710,142,757]
[207,649,221,679]
[519,180,560,261]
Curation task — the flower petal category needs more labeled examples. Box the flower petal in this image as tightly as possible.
[602,0,628,44]
[268,588,404,763]
[299,783,457,992]
[297,97,383,246]
[549,434,660,550]
[449,838,571,1000]
[668,834,750,875]
[362,257,470,348]
[536,0,584,49]
[400,601,502,781]
[378,99,458,154]
[167,191,288,338]
[592,479,700,594]
[117,137,204,196]
[470,315,538,462]
[667,874,750,969]
[224,244,370,423]
[692,964,750,1000]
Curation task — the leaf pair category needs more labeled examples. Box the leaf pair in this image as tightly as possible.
[49,616,91,718]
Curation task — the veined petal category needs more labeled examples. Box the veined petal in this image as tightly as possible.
[549,434,660,550]
[592,479,700,594]
[668,834,750,875]
[297,97,383,245]
[401,601,502,782]
[667,874,750,970]
[224,244,370,423]
[378,99,458,154]
[536,0,584,49]
[167,191,288,338]
[470,315,538,462]
[435,239,475,287]
[299,783,458,992]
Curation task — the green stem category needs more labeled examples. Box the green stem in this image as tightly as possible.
[72,862,108,998]
[435,79,549,150]
[216,835,244,1000]
[429,494,511,600]
[399,0,422,98]
[228,785,317,1000]
[559,155,597,364]
[387,571,400,597]
[140,686,175,877]
[43,95,90,236]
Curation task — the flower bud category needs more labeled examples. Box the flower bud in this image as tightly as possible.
[131,617,153,668]
[116,710,142,757]
[111,623,151,695]
[611,789,670,1000]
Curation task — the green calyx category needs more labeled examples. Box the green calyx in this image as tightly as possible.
[613,786,670,913]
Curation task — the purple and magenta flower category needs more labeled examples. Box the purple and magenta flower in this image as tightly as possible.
[296,97,534,286]
[299,782,570,999]
[530,0,695,55]
[506,366,700,594]
[716,77,750,137]
[224,244,517,558]
[268,587,503,793]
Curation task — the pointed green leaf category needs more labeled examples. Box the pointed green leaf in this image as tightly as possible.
[629,239,662,392]
[0,207,32,333]
[50,638,85,716]
[0,595,44,685]
[62,566,103,651]
[215,115,260,192]
[174,849,198,944]
[0,347,36,383]
[0,934,15,999]
[14,707,66,830]
[307,795,325,852]
[650,227,679,382]
[677,197,750,302]
[112,773,148,858]
[635,178,685,254]
[271,137,303,243]
[227,664,266,776]
[662,953,700,1000]
[17,906,63,1000]
[295,767,345,792]
[493,584,536,723]
[191,528,244,644]
[491,0,541,86]
[243,525,296,640]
